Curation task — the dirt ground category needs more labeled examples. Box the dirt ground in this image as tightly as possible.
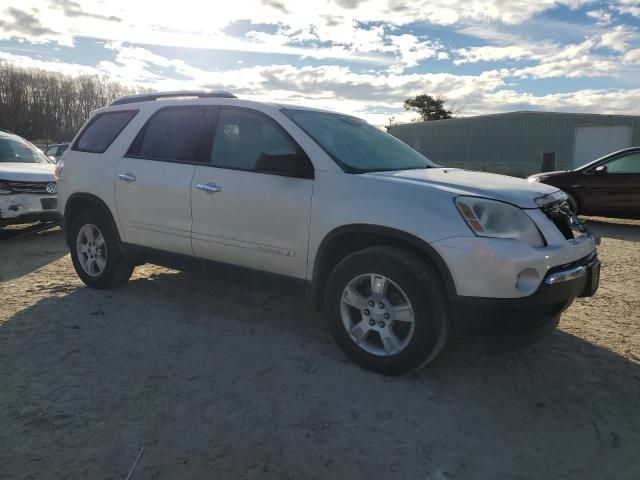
[1,218,639,480]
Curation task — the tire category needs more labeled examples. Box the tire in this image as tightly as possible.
[324,246,450,375]
[69,208,134,289]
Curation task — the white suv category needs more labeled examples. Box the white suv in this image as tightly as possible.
[57,91,600,375]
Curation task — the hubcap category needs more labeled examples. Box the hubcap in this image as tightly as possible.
[340,273,415,356]
[76,224,107,277]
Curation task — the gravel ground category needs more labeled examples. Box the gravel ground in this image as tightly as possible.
[1,218,639,480]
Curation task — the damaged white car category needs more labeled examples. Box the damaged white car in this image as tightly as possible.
[0,131,58,227]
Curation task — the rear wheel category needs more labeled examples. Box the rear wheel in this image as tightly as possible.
[325,246,450,375]
[69,209,134,289]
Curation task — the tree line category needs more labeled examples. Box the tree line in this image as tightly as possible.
[0,61,144,143]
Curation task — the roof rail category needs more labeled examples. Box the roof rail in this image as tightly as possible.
[110,90,237,106]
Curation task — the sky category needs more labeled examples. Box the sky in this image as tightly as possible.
[0,0,639,126]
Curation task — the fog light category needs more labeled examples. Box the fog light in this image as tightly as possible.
[516,268,539,293]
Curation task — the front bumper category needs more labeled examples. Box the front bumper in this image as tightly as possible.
[452,252,600,334]
[0,194,58,226]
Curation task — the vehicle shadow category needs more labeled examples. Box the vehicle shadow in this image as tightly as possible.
[582,217,640,243]
[0,227,67,282]
[1,267,639,479]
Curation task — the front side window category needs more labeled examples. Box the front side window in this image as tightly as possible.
[603,153,640,174]
[74,110,137,153]
[282,109,434,173]
[134,107,207,162]
[210,109,300,171]
[0,136,49,164]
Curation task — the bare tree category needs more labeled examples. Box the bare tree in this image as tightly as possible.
[0,61,144,142]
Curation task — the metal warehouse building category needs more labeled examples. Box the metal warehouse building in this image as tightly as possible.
[387,111,640,178]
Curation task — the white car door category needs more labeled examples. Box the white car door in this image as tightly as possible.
[191,107,314,278]
[115,106,211,256]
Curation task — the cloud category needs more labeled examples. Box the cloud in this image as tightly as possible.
[454,45,537,65]
[0,1,602,54]
[488,87,640,116]
[260,0,289,14]
[623,48,640,63]
[51,0,121,22]
[586,9,613,26]
[0,50,101,76]
[598,25,637,52]
[0,7,56,38]
[511,36,637,79]
[613,0,640,17]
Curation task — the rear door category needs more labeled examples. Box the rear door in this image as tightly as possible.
[115,106,211,255]
[190,107,314,278]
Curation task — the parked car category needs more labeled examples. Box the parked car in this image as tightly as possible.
[0,131,58,227]
[44,143,69,162]
[528,147,640,219]
[57,91,600,375]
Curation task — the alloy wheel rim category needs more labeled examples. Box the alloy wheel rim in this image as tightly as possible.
[340,273,415,356]
[76,224,107,277]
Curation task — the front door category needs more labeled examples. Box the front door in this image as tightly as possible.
[191,107,314,278]
[580,151,640,218]
[115,106,210,255]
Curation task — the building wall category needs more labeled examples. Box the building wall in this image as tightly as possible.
[388,112,640,178]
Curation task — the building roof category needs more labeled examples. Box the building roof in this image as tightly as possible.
[389,110,640,130]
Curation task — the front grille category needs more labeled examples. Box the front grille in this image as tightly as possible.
[541,200,588,241]
[6,180,50,194]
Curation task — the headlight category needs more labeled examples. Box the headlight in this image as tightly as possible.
[0,181,12,195]
[528,175,548,183]
[54,158,64,180]
[455,196,545,247]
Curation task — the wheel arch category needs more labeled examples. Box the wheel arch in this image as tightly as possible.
[558,187,581,214]
[310,224,457,310]
[63,193,122,247]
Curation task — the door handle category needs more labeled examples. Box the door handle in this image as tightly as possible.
[196,183,222,194]
[118,173,136,183]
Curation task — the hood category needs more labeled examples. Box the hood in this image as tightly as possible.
[0,162,56,182]
[365,168,559,209]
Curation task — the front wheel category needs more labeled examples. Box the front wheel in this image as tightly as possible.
[69,209,134,289]
[325,247,450,375]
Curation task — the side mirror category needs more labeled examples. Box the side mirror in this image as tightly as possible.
[594,165,608,174]
[254,152,314,179]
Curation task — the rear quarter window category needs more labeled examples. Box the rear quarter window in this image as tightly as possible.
[73,110,138,153]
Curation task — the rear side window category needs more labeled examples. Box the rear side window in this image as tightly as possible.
[132,107,207,162]
[73,110,137,153]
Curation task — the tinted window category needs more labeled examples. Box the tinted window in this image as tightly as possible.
[0,136,49,164]
[604,153,640,173]
[45,146,58,156]
[136,107,206,162]
[74,111,137,153]
[211,109,299,171]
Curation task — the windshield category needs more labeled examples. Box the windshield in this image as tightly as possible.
[0,136,50,164]
[282,109,434,173]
